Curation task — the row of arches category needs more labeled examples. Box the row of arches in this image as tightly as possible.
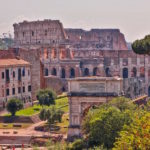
[45,67,146,78]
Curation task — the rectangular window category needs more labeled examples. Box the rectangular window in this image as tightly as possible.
[13,71,15,78]
[18,68,21,81]
[23,86,25,93]
[2,72,4,79]
[18,87,21,94]
[22,68,25,76]
[6,89,9,96]
[28,85,31,92]
[6,69,10,82]
[12,88,15,95]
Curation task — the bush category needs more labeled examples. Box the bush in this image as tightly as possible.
[6,98,23,116]
[36,89,57,107]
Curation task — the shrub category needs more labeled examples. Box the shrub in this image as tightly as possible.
[6,98,23,116]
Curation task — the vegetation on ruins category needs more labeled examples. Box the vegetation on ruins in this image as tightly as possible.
[113,110,150,150]
[132,35,150,55]
[39,106,64,128]
[36,89,57,107]
[6,98,23,116]
[75,97,150,149]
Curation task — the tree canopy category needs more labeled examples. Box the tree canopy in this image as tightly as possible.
[6,98,23,116]
[82,97,136,149]
[132,35,150,55]
[36,89,56,107]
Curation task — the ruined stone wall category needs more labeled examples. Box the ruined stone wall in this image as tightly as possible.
[0,49,16,59]
[65,29,128,50]
[16,49,41,100]
[13,20,66,47]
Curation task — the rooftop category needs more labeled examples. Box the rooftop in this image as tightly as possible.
[0,59,30,67]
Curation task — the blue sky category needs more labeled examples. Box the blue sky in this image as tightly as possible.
[0,0,149,42]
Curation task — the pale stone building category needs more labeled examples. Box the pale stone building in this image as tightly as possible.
[0,58,32,108]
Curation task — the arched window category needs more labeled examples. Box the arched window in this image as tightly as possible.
[84,68,89,76]
[93,67,98,76]
[52,68,57,76]
[45,68,48,76]
[61,68,65,78]
[123,68,128,78]
[105,67,111,77]
[132,67,137,77]
[70,68,75,78]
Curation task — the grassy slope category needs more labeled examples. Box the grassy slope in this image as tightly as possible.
[6,97,68,117]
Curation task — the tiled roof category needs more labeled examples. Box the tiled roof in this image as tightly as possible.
[0,59,30,67]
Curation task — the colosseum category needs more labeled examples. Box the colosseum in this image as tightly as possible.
[12,19,150,99]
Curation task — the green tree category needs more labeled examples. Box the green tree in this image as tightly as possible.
[132,35,150,55]
[6,98,23,116]
[113,111,150,150]
[36,89,56,107]
[82,97,135,149]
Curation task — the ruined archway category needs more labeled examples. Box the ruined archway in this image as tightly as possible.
[52,68,57,76]
[70,68,75,78]
[61,68,65,78]
[93,67,98,76]
[84,68,89,76]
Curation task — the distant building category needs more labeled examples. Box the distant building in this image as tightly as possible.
[0,58,32,108]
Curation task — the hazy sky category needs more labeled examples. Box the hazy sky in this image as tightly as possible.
[0,0,149,42]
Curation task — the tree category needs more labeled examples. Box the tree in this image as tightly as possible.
[132,35,150,55]
[6,98,23,116]
[82,97,136,149]
[36,89,56,107]
[113,111,150,150]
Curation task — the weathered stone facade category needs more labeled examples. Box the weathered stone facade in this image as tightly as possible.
[13,19,150,99]
[0,58,32,108]
[67,77,123,139]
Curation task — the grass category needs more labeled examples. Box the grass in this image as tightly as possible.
[0,123,31,129]
[5,96,69,117]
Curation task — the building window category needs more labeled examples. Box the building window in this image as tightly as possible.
[6,89,9,96]
[23,86,25,93]
[84,68,89,76]
[52,68,57,76]
[18,87,21,94]
[18,68,21,81]
[12,88,15,95]
[28,85,32,92]
[61,68,65,78]
[13,71,15,78]
[93,67,98,76]
[70,68,75,78]
[32,31,34,36]
[123,68,128,78]
[2,72,4,79]
[23,32,25,37]
[6,69,10,82]
[45,68,48,76]
[22,68,25,76]
[45,30,47,36]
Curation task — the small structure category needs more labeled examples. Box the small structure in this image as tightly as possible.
[67,77,123,140]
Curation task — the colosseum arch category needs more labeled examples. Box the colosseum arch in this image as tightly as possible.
[52,68,57,76]
[61,68,66,78]
[70,68,75,78]
[93,67,98,76]
[45,68,49,76]
[83,68,89,76]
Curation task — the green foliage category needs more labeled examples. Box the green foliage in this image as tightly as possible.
[36,89,57,107]
[39,106,64,126]
[6,98,23,116]
[82,97,135,149]
[113,111,150,150]
[132,35,150,55]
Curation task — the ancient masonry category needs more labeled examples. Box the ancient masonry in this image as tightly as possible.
[10,19,150,99]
